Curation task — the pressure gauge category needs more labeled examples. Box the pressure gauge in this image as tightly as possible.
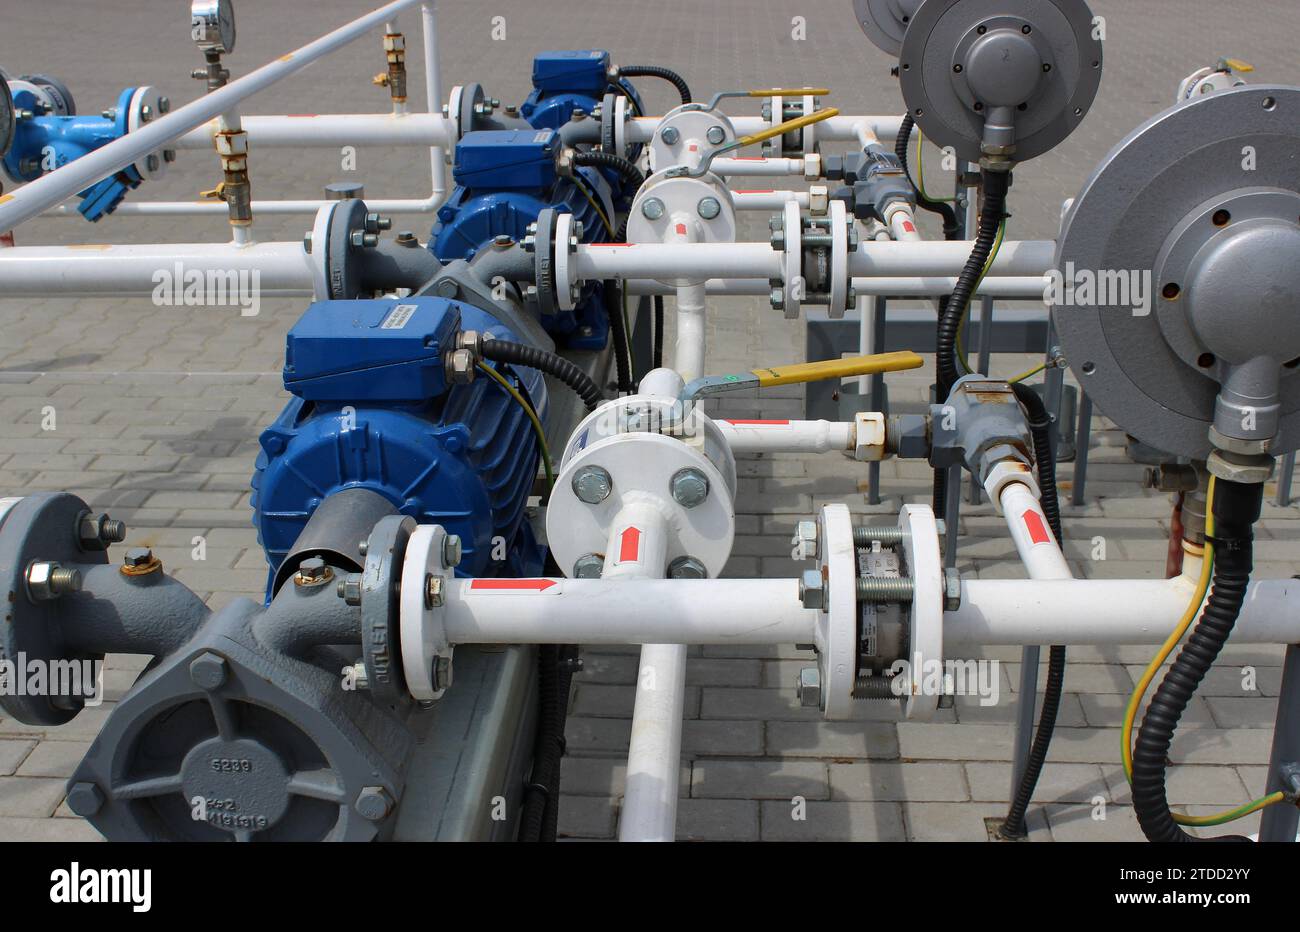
[192,0,236,55]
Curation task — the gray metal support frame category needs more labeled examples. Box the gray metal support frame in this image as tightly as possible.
[1258,642,1300,842]
[1277,452,1296,508]
[1009,646,1042,803]
[1072,391,1094,507]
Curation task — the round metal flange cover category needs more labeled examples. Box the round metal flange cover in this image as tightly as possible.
[326,197,369,299]
[22,73,76,116]
[0,74,13,159]
[853,0,925,56]
[0,492,108,726]
[360,514,416,706]
[1053,85,1300,458]
[899,0,1103,164]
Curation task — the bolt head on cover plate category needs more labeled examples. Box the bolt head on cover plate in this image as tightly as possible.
[854,0,926,56]
[1053,86,1300,459]
[898,0,1103,165]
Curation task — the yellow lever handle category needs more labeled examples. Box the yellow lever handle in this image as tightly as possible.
[736,107,839,148]
[747,88,831,98]
[752,351,924,387]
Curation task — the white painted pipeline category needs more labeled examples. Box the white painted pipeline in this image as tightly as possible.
[0,242,314,296]
[42,195,444,218]
[675,282,707,382]
[442,579,813,645]
[441,576,1300,649]
[575,240,1054,283]
[848,239,1055,278]
[711,157,806,177]
[730,190,809,211]
[421,2,449,212]
[0,0,428,231]
[999,481,1073,581]
[625,115,905,145]
[623,276,1049,299]
[602,503,670,579]
[173,113,455,150]
[949,578,1300,648]
[717,418,853,454]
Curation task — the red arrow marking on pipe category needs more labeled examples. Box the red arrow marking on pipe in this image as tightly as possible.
[723,419,792,426]
[618,526,642,564]
[675,223,687,235]
[469,579,558,592]
[1022,510,1051,545]
[903,220,916,234]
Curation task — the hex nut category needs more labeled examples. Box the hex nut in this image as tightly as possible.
[355,786,394,821]
[26,562,81,601]
[667,555,708,579]
[123,547,154,568]
[442,534,463,568]
[792,520,818,561]
[433,655,453,692]
[943,566,962,612]
[640,197,665,220]
[572,465,614,504]
[66,782,105,816]
[670,467,710,508]
[573,554,604,578]
[799,569,826,610]
[337,573,363,605]
[189,652,228,691]
[797,667,822,708]
[294,556,332,587]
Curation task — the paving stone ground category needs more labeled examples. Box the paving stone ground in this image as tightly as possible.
[1,0,1299,842]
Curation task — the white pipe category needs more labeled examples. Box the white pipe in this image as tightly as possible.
[422,2,448,206]
[0,0,427,231]
[950,577,1300,648]
[42,195,443,218]
[575,240,1054,283]
[999,480,1072,581]
[0,242,314,296]
[711,157,805,177]
[602,502,670,579]
[730,190,809,211]
[623,275,1048,299]
[626,115,905,145]
[717,418,853,454]
[173,113,455,150]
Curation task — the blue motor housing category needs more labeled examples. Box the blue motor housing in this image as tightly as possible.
[251,297,548,598]
[1,86,142,221]
[430,129,614,349]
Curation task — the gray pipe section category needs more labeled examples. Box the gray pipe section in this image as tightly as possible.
[59,564,211,658]
[356,241,446,293]
[254,572,364,657]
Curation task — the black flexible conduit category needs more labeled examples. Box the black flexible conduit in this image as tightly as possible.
[999,383,1066,839]
[618,65,691,105]
[520,644,562,842]
[652,294,664,369]
[894,113,959,240]
[480,339,604,411]
[932,169,1010,520]
[573,150,644,192]
[1132,478,1263,843]
[603,280,633,394]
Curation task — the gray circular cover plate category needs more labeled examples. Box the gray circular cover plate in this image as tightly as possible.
[899,0,1103,164]
[1053,86,1300,458]
[853,0,925,56]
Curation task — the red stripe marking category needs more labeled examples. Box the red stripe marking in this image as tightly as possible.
[903,220,916,233]
[618,526,642,564]
[723,419,792,426]
[688,144,698,151]
[1022,510,1051,545]
[469,578,558,591]
[675,223,687,235]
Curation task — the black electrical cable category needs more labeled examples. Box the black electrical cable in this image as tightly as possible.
[1132,477,1263,843]
[573,150,644,192]
[603,280,633,394]
[480,339,604,411]
[894,113,959,240]
[652,294,664,369]
[618,65,692,105]
[932,169,1010,519]
[520,644,562,842]
[999,383,1066,840]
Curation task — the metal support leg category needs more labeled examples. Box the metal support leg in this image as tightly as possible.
[1072,391,1093,507]
[867,297,888,505]
[1042,321,1065,459]
[944,467,961,568]
[1277,452,1296,508]
[1259,643,1300,842]
[968,295,995,504]
[1009,646,1042,800]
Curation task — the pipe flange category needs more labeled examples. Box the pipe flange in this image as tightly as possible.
[554,211,577,311]
[446,84,465,139]
[898,504,944,720]
[648,105,737,173]
[626,171,737,284]
[1054,85,1300,458]
[854,0,925,56]
[0,492,108,726]
[600,91,619,154]
[827,199,850,320]
[533,207,560,316]
[126,86,172,180]
[323,197,369,299]
[899,0,1102,165]
[815,504,857,720]
[398,523,453,703]
[360,515,415,706]
[781,199,803,320]
[21,73,76,116]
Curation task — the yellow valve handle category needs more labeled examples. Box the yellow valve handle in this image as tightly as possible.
[198,183,228,201]
[747,88,831,98]
[1221,58,1254,73]
[752,350,923,387]
[736,107,839,149]
[372,72,392,87]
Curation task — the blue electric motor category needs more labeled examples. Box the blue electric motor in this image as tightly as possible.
[0,82,150,221]
[521,50,643,131]
[430,128,615,349]
[250,297,548,598]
